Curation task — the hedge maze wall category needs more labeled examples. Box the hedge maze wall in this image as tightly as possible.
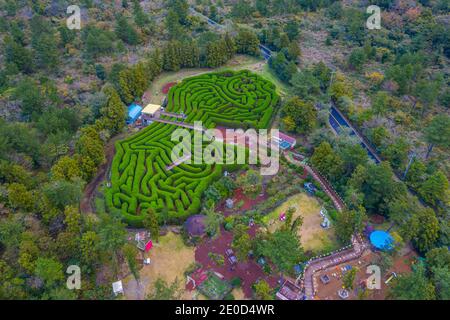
[106,70,279,227]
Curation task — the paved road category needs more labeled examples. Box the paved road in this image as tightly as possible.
[189,7,274,60]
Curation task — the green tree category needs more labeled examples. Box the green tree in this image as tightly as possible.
[255,0,270,16]
[256,230,303,273]
[284,20,300,40]
[7,183,33,211]
[311,142,344,181]
[424,115,450,159]
[51,156,82,181]
[389,264,435,300]
[329,72,353,100]
[115,15,140,45]
[3,36,33,74]
[83,27,114,58]
[418,170,449,206]
[204,205,223,238]
[235,29,260,56]
[290,69,321,98]
[254,280,272,300]
[206,40,228,68]
[162,41,182,71]
[14,79,46,118]
[348,48,366,70]
[426,247,450,271]
[432,267,450,300]
[338,143,368,175]
[236,169,262,197]
[80,231,100,267]
[165,9,183,40]
[34,257,64,288]
[123,243,140,282]
[411,208,439,253]
[405,159,427,190]
[42,179,83,211]
[342,267,358,289]
[335,209,367,244]
[269,52,296,82]
[349,162,404,216]
[168,0,189,25]
[64,206,82,235]
[232,0,255,19]
[75,127,105,180]
[132,0,150,29]
[0,260,26,299]
[146,278,181,300]
[30,16,59,70]
[281,97,317,134]
[232,232,252,262]
[97,213,127,274]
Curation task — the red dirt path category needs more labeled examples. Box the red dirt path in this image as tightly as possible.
[216,188,268,216]
[195,225,280,299]
[162,82,177,94]
[80,133,124,214]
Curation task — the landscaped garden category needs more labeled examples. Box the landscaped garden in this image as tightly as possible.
[262,193,339,255]
[106,70,280,226]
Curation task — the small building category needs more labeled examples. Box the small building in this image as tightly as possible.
[126,103,143,124]
[320,274,331,284]
[276,280,304,300]
[141,103,161,124]
[112,280,124,296]
[273,132,297,150]
[184,214,207,238]
[370,230,394,251]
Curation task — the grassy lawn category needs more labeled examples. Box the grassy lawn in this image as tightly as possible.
[262,193,339,255]
[123,231,195,300]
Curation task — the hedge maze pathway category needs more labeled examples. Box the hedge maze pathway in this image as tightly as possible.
[106,70,279,227]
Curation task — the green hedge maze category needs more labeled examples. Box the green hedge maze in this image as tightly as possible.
[106,70,280,227]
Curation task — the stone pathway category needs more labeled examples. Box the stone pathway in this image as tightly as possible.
[301,235,369,299]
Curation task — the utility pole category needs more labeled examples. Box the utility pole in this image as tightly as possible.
[403,151,416,180]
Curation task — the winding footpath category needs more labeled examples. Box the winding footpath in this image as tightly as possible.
[301,235,370,299]
[284,151,345,212]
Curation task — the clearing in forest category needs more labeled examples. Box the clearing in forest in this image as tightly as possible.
[262,193,339,254]
[106,70,279,226]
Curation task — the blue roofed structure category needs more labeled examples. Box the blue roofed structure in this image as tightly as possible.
[127,103,143,124]
[370,230,394,251]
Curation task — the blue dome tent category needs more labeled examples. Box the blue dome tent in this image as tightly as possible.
[370,230,394,251]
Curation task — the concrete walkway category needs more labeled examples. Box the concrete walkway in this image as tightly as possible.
[300,235,369,299]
